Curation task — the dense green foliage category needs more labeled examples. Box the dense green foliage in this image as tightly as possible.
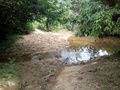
[0,0,67,39]
[0,0,38,39]
[0,0,120,40]
[70,0,120,37]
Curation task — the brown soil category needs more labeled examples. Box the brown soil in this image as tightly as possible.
[6,29,72,54]
[0,29,120,90]
[0,29,72,62]
[18,60,62,90]
[52,55,120,90]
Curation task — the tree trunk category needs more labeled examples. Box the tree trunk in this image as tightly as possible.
[46,18,49,31]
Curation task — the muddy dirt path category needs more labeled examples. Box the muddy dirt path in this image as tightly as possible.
[0,29,73,62]
[52,65,97,90]
[52,56,120,90]
[6,29,73,54]
[0,29,120,90]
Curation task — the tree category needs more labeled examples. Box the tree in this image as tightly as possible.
[37,0,71,31]
[71,0,120,37]
[0,0,42,39]
[0,0,70,39]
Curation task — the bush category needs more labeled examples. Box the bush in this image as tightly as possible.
[90,10,114,37]
[113,15,120,35]
[75,0,120,37]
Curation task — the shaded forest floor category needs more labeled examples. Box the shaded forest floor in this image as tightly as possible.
[0,29,120,90]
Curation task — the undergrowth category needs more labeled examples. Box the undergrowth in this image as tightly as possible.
[0,34,22,50]
[0,58,18,87]
[114,48,120,54]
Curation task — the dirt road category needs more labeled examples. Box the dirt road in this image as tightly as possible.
[1,29,120,90]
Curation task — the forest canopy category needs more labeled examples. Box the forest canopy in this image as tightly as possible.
[0,0,120,39]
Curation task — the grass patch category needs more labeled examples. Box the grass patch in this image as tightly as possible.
[0,58,19,87]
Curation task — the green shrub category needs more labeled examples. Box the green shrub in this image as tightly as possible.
[75,0,120,37]
[113,16,120,35]
[90,10,114,37]
[37,16,47,30]
[0,58,18,87]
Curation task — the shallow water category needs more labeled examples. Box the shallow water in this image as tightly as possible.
[68,36,120,53]
[30,45,109,65]
[61,45,109,64]
[30,36,120,65]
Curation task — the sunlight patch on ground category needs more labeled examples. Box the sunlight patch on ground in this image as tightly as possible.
[34,29,74,40]
[0,79,21,90]
[34,29,45,34]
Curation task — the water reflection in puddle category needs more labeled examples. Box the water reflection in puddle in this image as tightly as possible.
[31,45,110,65]
[61,46,109,65]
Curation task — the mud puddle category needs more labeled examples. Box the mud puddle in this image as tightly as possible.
[30,45,109,65]
[68,36,120,53]
[29,36,120,65]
